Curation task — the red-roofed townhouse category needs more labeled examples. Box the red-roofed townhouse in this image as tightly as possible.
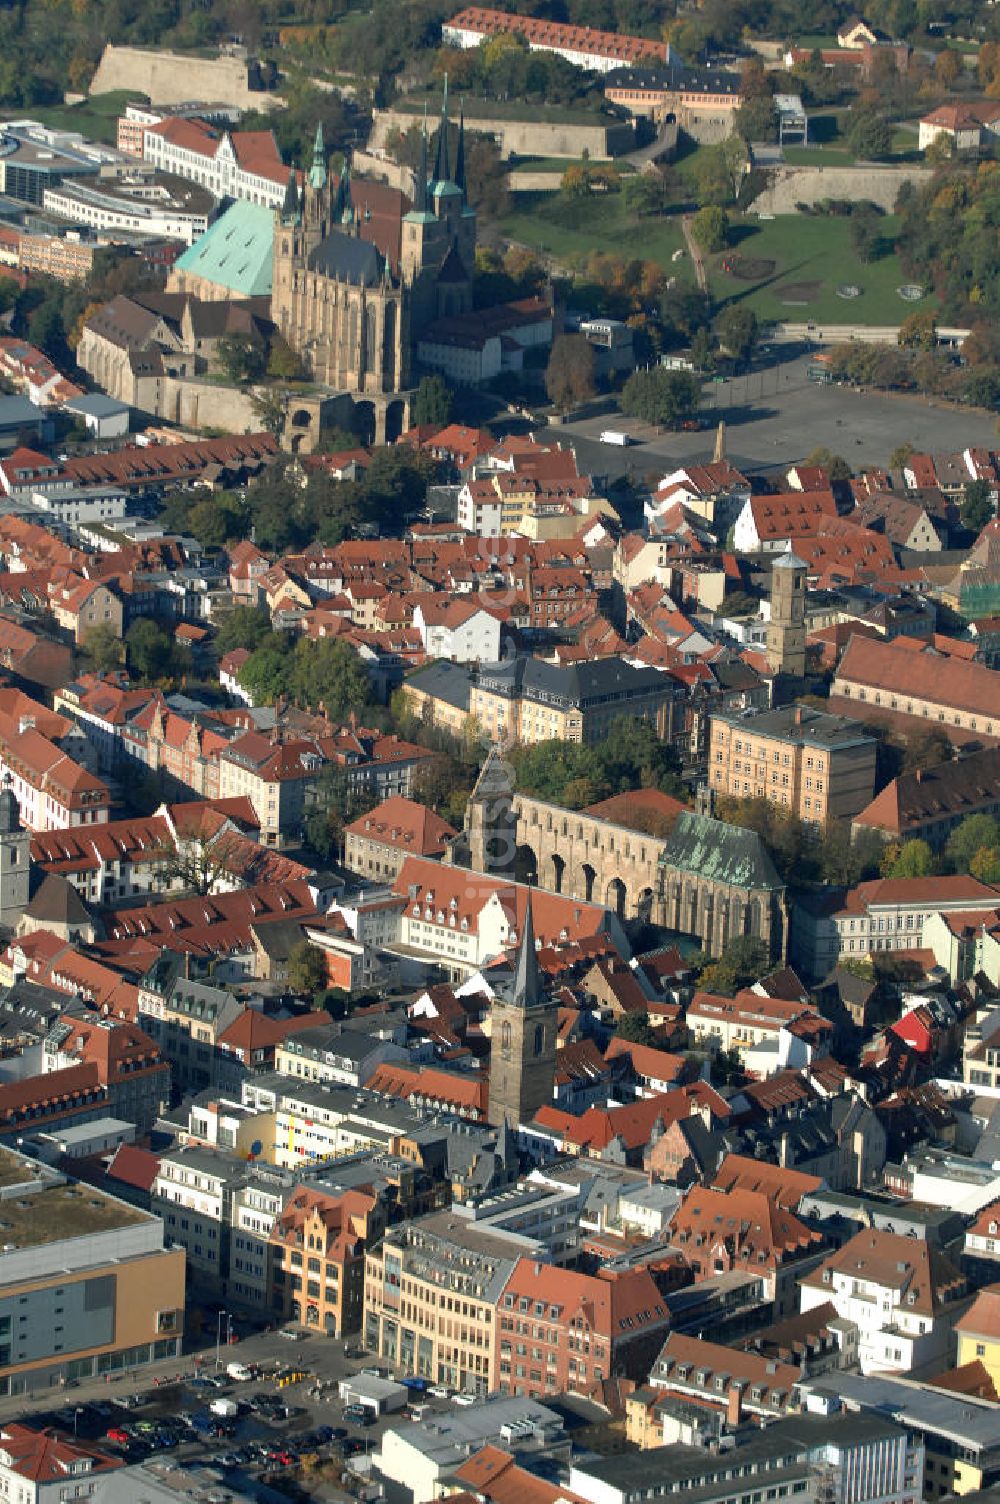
[496,1259,670,1398]
[0,1424,120,1503]
[269,1185,383,1336]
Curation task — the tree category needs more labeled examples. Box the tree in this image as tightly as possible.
[186,491,249,550]
[215,605,273,657]
[251,386,288,436]
[304,762,368,860]
[411,374,453,427]
[217,334,266,384]
[545,334,596,414]
[848,109,893,159]
[691,205,729,253]
[962,478,995,531]
[714,304,758,365]
[287,940,328,999]
[734,94,778,144]
[698,935,768,995]
[615,1012,659,1048]
[946,813,1000,872]
[82,621,124,674]
[154,830,245,897]
[620,367,700,428]
[889,442,915,469]
[266,335,307,381]
[850,204,883,264]
[126,618,187,686]
[288,636,372,719]
[903,725,953,771]
[971,847,1000,883]
[880,838,935,878]
[935,47,962,87]
[238,635,294,706]
[898,311,937,352]
[805,446,852,481]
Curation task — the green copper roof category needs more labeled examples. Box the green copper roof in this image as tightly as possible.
[431,179,462,197]
[662,810,783,891]
[309,121,327,190]
[172,200,274,298]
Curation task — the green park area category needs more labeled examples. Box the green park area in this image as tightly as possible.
[31,90,140,145]
[707,213,933,326]
[497,191,693,277]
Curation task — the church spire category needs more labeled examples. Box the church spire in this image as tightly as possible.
[308,121,327,190]
[433,74,451,184]
[454,105,466,198]
[338,154,352,223]
[512,898,541,1009]
[414,108,429,214]
[281,165,300,224]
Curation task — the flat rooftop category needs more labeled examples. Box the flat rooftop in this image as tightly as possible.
[0,1146,147,1247]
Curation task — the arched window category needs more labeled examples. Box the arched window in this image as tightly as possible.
[501,1021,512,1052]
[534,1024,544,1056]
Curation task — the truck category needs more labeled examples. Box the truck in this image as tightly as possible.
[209,1398,239,1418]
[600,429,631,446]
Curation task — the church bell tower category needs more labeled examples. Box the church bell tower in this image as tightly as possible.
[488,899,556,1128]
[0,781,30,926]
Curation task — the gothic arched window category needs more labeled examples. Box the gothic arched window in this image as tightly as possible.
[534,1024,544,1057]
[501,1021,512,1052]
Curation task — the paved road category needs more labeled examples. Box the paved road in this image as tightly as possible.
[550,352,1000,479]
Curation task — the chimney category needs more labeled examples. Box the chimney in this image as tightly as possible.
[794,707,803,726]
[915,768,923,783]
[726,1383,743,1428]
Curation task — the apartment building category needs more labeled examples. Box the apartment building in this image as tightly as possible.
[831,634,1000,746]
[344,796,457,882]
[270,1185,384,1337]
[0,693,109,831]
[141,116,289,207]
[42,1013,169,1132]
[799,1227,966,1376]
[442,7,671,71]
[686,987,828,1060]
[364,1210,520,1392]
[853,746,1000,848]
[470,654,674,746]
[792,873,1000,981]
[649,1332,802,1422]
[667,1185,826,1319]
[496,1259,669,1399]
[0,1146,184,1396]
[709,704,877,828]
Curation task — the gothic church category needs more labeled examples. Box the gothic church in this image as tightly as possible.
[270,87,475,431]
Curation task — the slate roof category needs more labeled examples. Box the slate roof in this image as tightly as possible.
[663,810,783,891]
[308,231,384,286]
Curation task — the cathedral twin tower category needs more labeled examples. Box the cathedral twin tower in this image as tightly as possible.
[270,84,476,402]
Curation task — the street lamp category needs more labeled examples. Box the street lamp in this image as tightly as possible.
[215,1310,232,1370]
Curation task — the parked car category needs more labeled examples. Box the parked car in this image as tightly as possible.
[428,1385,450,1399]
[343,1404,373,1426]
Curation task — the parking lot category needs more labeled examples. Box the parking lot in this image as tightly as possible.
[1,1327,462,1496]
[554,352,1000,480]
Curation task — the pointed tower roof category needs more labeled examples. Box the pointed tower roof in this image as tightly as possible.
[454,106,466,196]
[405,109,437,225]
[511,896,541,1009]
[308,121,327,191]
[339,156,353,223]
[432,74,460,196]
[281,166,300,224]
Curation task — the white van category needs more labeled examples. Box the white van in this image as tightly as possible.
[227,1362,252,1382]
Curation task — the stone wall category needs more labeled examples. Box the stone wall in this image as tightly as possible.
[370,108,636,161]
[89,44,284,110]
[751,162,933,215]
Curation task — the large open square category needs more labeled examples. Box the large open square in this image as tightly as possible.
[550,352,1000,478]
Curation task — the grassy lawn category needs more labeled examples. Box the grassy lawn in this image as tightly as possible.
[32,90,142,145]
[496,192,693,275]
[709,213,933,325]
[396,94,610,125]
[510,156,636,174]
